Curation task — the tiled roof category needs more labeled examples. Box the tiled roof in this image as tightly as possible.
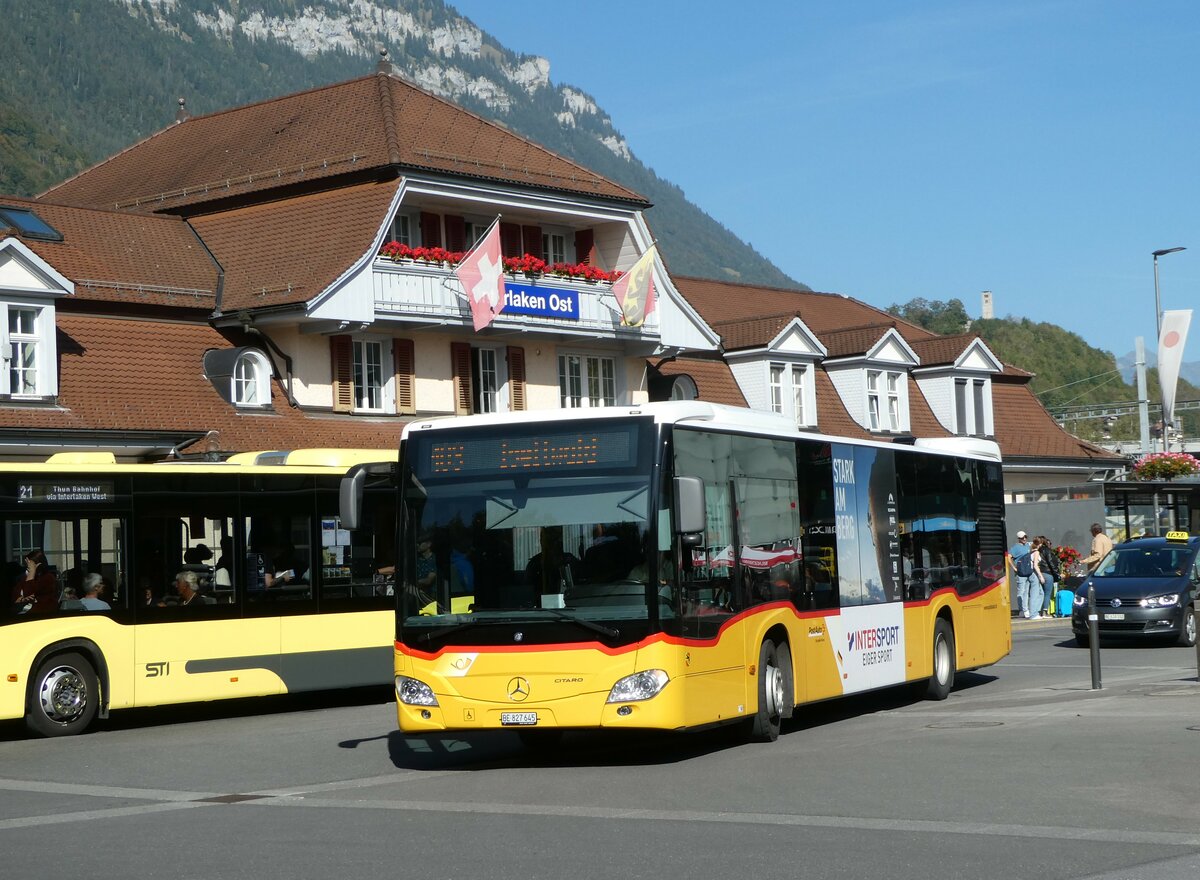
[42,74,645,213]
[189,180,401,312]
[821,323,900,359]
[909,333,976,367]
[674,276,937,344]
[0,197,217,308]
[654,357,747,407]
[711,313,799,352]
[991,379,1123,462]
[0,314,401,454]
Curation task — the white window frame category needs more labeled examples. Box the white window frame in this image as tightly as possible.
[558,351,618,409]
[866,370,882,431]
[232,349,272,408]
[791,364,807,427]
[389,213,413,246]
[476,347,499,414]
[351,337,394,413]
[866,369,905,432]
[1,301,58,399]
[885,372,900,431]
[769,363,785,414]
[542,230,567,264]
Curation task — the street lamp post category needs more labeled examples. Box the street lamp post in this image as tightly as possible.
[1151,247,1185,453]
[1152,247,1186,341]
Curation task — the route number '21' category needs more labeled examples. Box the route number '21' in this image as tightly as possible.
[145,662,170,677]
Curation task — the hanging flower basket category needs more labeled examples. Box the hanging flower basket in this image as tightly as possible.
[1130,451,1200,481]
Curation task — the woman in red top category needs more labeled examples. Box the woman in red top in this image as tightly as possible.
[13,549,57,614]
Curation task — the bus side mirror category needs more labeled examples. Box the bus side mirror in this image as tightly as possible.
[674,476,706,542]
[339,469,367,530]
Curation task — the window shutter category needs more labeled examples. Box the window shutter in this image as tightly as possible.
[507,346,526,412]
[574,229,595,265]
[330,335,354,413]
[451,342,473,415]
[522,225,543,261]
[394,338,416,415]
[419,212,442,248]
[500,222,523,258]
[444,215,466,253]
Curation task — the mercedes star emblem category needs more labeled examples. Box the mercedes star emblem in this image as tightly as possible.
[507,677,530,702]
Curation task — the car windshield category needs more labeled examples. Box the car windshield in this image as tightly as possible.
[397,419,663,643]
[1092,545,1195,579]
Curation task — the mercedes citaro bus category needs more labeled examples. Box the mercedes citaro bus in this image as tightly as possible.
[392,403,1011,743]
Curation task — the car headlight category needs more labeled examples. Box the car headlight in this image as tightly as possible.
[1073,592,1088,606]
[1140,594,1180,608]
[395,675,438,706]
[607,669,669,703]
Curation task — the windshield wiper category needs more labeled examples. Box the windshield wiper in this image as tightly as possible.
[540,608,620,639]
[414,620,481,645]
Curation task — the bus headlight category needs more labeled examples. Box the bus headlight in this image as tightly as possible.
[606,669,669,703]
[395,675,438,706]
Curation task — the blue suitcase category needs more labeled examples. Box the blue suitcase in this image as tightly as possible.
[1055,589,1074,617]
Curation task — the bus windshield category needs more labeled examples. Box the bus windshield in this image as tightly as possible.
[397,419,661,646]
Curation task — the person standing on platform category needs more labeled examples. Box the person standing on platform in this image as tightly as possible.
[1009,530,1033,618]
[1080,523,1114,572]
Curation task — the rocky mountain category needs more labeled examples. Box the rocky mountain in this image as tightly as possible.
[0,0,803,290]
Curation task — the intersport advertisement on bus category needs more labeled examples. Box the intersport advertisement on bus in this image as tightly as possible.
[828,443,906,693]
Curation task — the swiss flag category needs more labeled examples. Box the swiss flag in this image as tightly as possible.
[455,222,506,332]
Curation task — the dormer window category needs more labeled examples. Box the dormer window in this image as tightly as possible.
[767,361,813,428]
[867,369,902,432]
[955,378,989,436]
[1,302,58,399]
[233,350,272,407]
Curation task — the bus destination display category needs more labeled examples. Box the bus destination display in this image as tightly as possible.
[17,481,115,504]
[423,426,637,477]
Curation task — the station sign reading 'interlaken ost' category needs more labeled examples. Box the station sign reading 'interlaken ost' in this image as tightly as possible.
[500,281,580,320]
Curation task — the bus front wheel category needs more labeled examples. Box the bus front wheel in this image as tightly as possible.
[26,652,98,737]
[750,640,788,742]
[925,619,955,701]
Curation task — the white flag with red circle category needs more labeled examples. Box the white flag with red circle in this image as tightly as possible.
[1158,309,1192,429]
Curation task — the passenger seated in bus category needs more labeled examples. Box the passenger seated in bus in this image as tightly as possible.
[184,543,214,566]
[213,537,234,589]
[159,570,210,607]
[79,573,111,611]
[13,550,57,614]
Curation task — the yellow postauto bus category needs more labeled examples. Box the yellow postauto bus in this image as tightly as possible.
[1,449,397,736]
[393,403,1011,743]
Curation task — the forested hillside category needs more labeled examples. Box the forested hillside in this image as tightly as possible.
[0,0,800,289]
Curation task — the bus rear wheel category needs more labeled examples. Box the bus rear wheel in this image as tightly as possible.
[925,619,955,701]
[750,640,788,742]
[26,652,98,737]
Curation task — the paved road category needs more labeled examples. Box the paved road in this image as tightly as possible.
[3,619,1200,880]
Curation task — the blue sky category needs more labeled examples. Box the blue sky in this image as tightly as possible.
[449,0,1199,360]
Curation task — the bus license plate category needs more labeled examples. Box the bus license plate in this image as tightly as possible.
[501,712,538,726]
[1104,613,1125,620]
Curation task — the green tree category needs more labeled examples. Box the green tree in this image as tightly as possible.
[886,297,972,336]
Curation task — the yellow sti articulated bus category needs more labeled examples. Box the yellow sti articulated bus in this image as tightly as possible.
[393,403,1011,743]
[1,449,397,736]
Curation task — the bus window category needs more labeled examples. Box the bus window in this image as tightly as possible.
[131,474,238,609]
[317,481,397,602]
[796,440,838,610]
[6,516,125,613]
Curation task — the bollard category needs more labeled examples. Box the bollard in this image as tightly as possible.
[1194,596,1200,684]
[1088,582,1101,690]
